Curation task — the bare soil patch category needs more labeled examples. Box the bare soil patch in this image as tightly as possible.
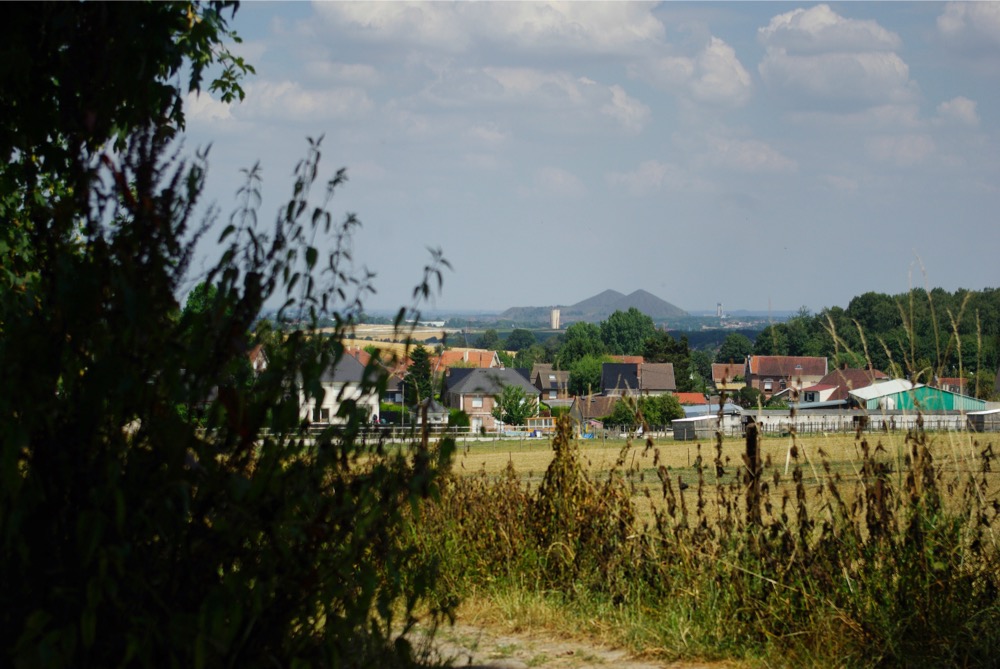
[423,623,740,669]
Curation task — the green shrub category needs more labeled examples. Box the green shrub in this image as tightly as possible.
[448,409,470,428]
[0,7,455,662]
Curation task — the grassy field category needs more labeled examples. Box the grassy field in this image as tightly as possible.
[414,424,1000,667]
[451,430,999,516]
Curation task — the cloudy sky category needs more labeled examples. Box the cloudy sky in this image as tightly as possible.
[181,2,1000,315]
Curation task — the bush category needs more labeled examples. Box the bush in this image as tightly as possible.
[0,6,456,660]
[448,409,470,428]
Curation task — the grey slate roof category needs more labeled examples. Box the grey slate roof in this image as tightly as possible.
[446,367,540,397]
[602,362,676,394]
[640,363,676,392]
[532,364,570,392]
[602,363,638,394]
[320,353,367,384]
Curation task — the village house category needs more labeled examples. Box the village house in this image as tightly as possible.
[443,367,540,433]
[744,355,828,399]
[798,366,889,404]
[431,348,501,375]
[531,363,572,402]
[711,362,745,394]
[568,395,620,433]
[299,353,380,425]
[601,362,676,396]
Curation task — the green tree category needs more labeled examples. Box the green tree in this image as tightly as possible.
[736,386,765,409]
[514,344,545,371]
[753,323,790,356]
[689,350,714,392]
[568,354,607,396]
[642,330,693,392]
[0,5,453,666]
[848,291,902,333]
[603,397,636,425]
[491,384,538,426]
[496,349,516,368]
[505,328,536,351]
[448,408,471,428]
[717,332,753,364]
[640,394,685,425]
[405,345,434,405]
[557,321,605,366]
[476,328,501,349]
[601,308,656,355]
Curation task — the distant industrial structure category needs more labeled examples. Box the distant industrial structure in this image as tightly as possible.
[717,302,724,318]
[550,308,561,330]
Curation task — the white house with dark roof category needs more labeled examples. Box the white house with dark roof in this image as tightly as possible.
[299,354,380,424]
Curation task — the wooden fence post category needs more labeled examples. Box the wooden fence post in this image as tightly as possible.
[744,418,762,527]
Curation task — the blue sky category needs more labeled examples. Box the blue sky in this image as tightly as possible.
[181,2,1000,315]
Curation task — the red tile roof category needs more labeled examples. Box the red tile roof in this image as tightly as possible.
[812,367,888,401]
[747,356,827,378]
[431,349,499,373]
[675,392,708,405]
[711,363,743,383]
[610,355,644,364]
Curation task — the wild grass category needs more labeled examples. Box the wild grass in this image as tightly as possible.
[410,416,1000,667]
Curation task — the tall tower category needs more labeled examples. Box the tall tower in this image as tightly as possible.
[550,308,561,330]
[717,302,723,318]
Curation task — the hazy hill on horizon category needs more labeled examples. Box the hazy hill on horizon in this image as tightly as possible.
[499,289,689,324]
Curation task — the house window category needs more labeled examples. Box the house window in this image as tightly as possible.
[548,374,556,381]
[549,390,557,400]
[779,379,787,389]
[763,379,773,392]
[471,397,483,408]
[312,406,330,422]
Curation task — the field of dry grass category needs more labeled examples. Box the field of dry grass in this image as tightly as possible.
[451,429,1000,521]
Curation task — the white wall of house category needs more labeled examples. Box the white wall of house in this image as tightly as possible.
[299,381,379,424]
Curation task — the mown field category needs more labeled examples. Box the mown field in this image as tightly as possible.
[451,429,1000,517]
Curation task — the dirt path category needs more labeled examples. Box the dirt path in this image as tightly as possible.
[422,623,737,669]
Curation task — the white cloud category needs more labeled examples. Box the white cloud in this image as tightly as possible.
[464,122,510,148]
[601,85,651,133]
[938,3,1000,48]
[241,81,375,122]
[185,91,233,122]
[758,5,916,108]
[759,4,901,54]
[641,37,752,108]
[784,103,922,130]
[606,160,700,195]
[690,38,753,106]
[866,134,936,167]
[936,96,979,126]
[313,1,664,55]
[304,61,382,86]
[422,67,649,132]
[530,166,585,198]
[702,136,797,173]
[822,175,860,193]
[759,50,914,104]
[463,153,501,171]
